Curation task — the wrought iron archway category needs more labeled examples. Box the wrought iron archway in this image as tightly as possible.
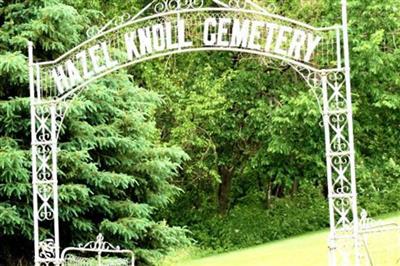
[28,0,361,265]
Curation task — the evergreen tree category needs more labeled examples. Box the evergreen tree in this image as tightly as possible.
[0,1,189,265]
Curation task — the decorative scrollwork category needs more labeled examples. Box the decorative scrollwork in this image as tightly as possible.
[329,113,349,152]
[360,209,374,228]
[37,184,55,221]
[289,64,323,114]
[87,0,207,37]
[327,71,345,84]
[55,103,67,139]
[39,239,55,259]
[78,234,121,251]
[37,133,51,142]
[154,0,204,13]
[84,0,278,39]
[332,140,349,153]
[64,254,130,266]
[38,203,54,221]
[358,209,397,231]
[86,26,100,39]
[265,3,277,13]
[35,107,52,143]
[332,155,350,170]
[334,184,351,194]
[87,13,132,38]
[38,170,51,181]
[330,113,347,125]
[61,234,134,265]
[334,198,351,210]
[38,184,52,200]
[37,144,52,155]
[289,64,323,87]
[331,154,351,194]
[326,71,347,109]
[36,144,52,181]
[228,0,247,9]
[333,197,352,229]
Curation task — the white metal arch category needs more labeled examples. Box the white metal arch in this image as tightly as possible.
[33,6,343,103]
[28,0,361,265]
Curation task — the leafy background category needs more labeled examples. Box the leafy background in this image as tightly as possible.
[0,0,400,265]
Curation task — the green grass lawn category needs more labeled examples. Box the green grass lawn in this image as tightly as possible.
[165,214,400,266]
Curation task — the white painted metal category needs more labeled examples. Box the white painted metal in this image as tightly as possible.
[321,74,337,266]
[50,103,61,264]
[358,210,400,265]
[56,47,342,104]
[35,7,341,67]
[28,40,40,265]
[28,1,362,265]
[61,234,134,266]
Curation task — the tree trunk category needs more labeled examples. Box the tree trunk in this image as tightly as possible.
[291,179,299,195]
[265,179,272,209]
[217,166,234,215]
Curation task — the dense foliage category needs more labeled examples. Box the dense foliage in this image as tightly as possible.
[0,1,190,265]
[133,0,400,251]
[1,0,400,265]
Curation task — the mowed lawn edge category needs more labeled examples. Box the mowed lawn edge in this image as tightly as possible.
[165,213,400,266]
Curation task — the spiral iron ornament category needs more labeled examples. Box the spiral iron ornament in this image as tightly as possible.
[228,0,247,9]
[154,0,204,13]
[39,239,56,259]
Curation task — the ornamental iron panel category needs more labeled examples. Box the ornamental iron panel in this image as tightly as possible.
[61,234,135,266]
[27,0,368,265]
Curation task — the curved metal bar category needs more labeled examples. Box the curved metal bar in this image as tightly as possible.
[36,7,341,67]
[50,47,342,103]
[33,48,342,144]
[60,234,135,266]
[38,48,341,143]
[61,247,135,259]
